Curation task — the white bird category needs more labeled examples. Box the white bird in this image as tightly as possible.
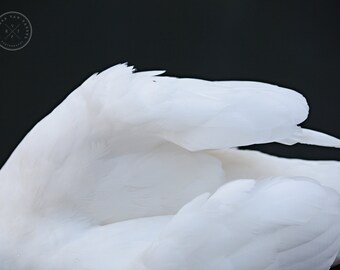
[0,64,339,270]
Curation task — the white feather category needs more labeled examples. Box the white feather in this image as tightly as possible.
[0,64,339,269]
[129,177,340,270]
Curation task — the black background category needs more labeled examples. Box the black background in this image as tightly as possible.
[0,1,339,267]
[1,1,340,166]
[1,1,340,168]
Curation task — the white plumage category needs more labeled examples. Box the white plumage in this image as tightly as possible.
[0,64,339,270]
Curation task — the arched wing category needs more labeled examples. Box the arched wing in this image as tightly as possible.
[1,64,339,225]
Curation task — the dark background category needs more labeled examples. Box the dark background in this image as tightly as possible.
[0,0,339,268]
[1,1,340,167]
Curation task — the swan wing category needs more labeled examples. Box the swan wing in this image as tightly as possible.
[131,177,340,270]
[1,64,339,224]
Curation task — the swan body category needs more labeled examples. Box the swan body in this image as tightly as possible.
[0,64,339,270]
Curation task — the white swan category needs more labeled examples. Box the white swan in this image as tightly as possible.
[0,64,339,270]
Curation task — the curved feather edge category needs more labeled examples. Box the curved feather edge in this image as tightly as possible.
[278,128,340,148]
[130,177,340,270]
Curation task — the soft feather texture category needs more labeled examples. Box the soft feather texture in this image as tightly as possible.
[0,64,339,270]
[211,148,340,194]
[129,178,340,270]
